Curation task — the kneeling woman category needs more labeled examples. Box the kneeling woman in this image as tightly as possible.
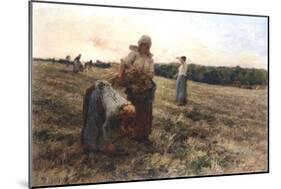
[118,35,155,143]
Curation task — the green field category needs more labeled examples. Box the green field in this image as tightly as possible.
[31,61,268,187]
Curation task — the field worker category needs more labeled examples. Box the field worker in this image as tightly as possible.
[81,80,136,155]
[175,56,188,106]
[73,54,82,73]
[65,55,71,67]
[118,35,156,144]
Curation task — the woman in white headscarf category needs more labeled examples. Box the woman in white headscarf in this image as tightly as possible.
[118,35,155,143]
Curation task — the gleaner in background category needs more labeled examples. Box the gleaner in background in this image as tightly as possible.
[73,54,82,73]
[175,56,188,106]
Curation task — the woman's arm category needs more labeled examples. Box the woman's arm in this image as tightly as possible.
[146,72,154,79]
[118,52,136,79]
[118,59,125,79]
[147,59,154,79]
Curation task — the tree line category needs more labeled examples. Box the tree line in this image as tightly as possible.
[154,63,268,87]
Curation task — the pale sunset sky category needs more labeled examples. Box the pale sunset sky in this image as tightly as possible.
[33,3,268,69]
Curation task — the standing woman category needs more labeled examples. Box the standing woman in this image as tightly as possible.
[176,56,188,106]
[118,35,155,143]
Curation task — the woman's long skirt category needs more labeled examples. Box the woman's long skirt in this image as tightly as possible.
[176,75,187,104]
[126,81,156,141]
[128,99,152,140]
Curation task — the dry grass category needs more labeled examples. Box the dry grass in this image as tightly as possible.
[31,61,268,187]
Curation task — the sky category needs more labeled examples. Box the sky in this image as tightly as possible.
[33,3,268,69]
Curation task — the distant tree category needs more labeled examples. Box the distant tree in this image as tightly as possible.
[154,63,267,87]
[203,69,222,84]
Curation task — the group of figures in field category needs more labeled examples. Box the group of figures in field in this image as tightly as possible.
[59,54,111,73]
[81,35,189,155]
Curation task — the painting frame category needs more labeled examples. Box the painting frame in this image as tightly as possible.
[28,0,270,188]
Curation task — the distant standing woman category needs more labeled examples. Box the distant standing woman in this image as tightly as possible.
[176,56,188,106]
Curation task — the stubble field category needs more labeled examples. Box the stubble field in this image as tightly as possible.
[31,61,268,187]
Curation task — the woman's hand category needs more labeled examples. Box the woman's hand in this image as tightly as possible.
[118,72,125,81]
[148,73,154,79]
[118,62,126,81]
[143,71,154,79]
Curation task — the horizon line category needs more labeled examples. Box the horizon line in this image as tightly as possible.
[32,57,268,71]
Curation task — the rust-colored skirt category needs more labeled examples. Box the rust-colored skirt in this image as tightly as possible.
[128,97,153,140]
[126,82,155,140]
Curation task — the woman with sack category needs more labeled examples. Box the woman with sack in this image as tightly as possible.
[118,35,156,144]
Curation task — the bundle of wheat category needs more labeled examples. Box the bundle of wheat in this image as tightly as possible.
[124,69,156,100]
